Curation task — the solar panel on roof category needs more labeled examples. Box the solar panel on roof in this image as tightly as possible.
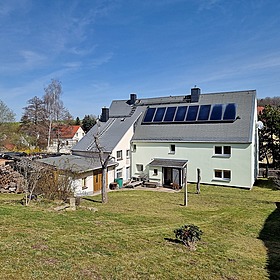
[210,104,223,121]
[186,105,199,121]
[198,105,211,121]
[174,106,187,121]
[143,107,156,122]
[223,103,236,120]
[163,107,176,122]
[142,103,237,124]
[153,107,166,122]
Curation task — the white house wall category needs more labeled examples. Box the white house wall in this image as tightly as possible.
[111,125,134,182]
[74,167,115,196]
[131,141,255,189]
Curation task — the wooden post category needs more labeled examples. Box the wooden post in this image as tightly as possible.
[196,168,201,194]
[184,167,188,206]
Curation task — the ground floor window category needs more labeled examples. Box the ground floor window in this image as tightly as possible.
[116,168,123,178]
[136,164,144,172]
[214,169,231,181]
[82,178,87,189]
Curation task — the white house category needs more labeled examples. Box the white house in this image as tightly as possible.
[130,88,258,189]
[40,87,259,194]
[48,125,85,154]
[38,154,117,196]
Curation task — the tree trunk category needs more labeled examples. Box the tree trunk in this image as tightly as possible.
[101,166,108,203]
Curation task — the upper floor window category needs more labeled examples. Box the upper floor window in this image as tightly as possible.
[117,150,123,160]
[214,146,231,157]
[170,144,175,154]
[132,144,136,152]
[126,149,130,158]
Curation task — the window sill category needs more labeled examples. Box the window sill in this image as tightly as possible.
[168,152,175,155]
[212,178,231,182]
[212,155,231,158]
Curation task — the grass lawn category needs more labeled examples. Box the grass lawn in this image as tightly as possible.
[0,181,279,280]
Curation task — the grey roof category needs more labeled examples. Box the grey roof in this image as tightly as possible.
[149,158,188,168]
[37,155,117,173]
[132,90,256,143]
[72,89,256,155]
[72,106,144,153]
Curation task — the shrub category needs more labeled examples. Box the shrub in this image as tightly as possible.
[174,224,203,250]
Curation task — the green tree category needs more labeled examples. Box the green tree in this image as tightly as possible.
[259,105,280,169]
[75,117,81,125]
[20,96,48,149]
[82,115,96,133]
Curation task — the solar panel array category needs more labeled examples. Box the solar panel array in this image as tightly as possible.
[142,103,237,124]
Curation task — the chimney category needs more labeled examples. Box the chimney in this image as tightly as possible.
[100,107,109,122]
[129,93,137,105]
[191,87,201,103]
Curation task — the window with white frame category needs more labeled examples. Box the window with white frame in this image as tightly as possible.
[214,145,231,157]
[169,144,176,154]
[132,144,136,152]
[116,150,123,160]
[136,164,143,172]
[153,169,158,176]
[116,168,123,178]
[214,169,231,181]
[126,149,130,158]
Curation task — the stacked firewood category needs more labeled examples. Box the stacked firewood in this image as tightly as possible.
[0,164,25,193]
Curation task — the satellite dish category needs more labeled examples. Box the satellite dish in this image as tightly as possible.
[256,121,264,130]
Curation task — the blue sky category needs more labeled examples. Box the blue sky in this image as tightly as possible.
[1,0,280,120]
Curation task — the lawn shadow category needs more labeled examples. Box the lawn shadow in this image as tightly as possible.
[259,205,280,280]
[255,179,279,191]
[164,237,182,244]
[81,197,102,204]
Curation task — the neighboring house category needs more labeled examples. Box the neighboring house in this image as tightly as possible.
[48,125,85,154]
[72,94,143,184]
[38,154,117,196]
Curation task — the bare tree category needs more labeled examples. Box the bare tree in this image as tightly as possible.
[0,100,15,123]
[43,79,72,151]
[0,100,16,149]
[93,120,111,203]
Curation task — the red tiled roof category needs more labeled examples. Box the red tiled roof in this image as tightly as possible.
[257,106,264,114]
[60,125,81,139]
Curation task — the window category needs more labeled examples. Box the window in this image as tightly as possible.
[116,168,123,178]
[132,144,136,152]
[214,169,231,181]
[170,144,175,154]
[82,178,87,189]
[136,164,143,172]
[117,150,123,160]
[126,149,130,158]
[153,169,158,176]
[214,146,231,156]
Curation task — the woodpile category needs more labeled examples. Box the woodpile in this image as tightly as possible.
[0,164,26,193]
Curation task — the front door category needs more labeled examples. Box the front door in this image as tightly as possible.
[163,167,181,186]
[93,170,102,192]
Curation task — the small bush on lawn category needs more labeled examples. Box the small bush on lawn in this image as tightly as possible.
[174,224,203,251]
